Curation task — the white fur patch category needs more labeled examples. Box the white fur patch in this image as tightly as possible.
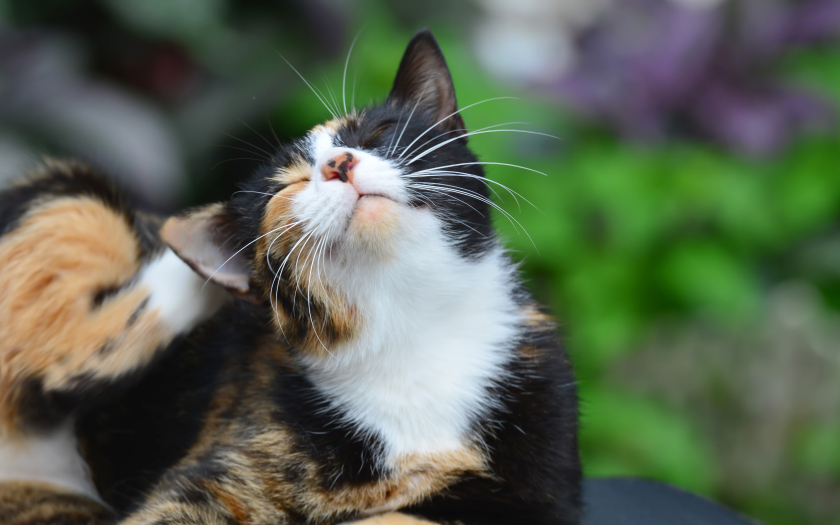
[139,248,227,334]
[291,129,409,248]
[0,420,103,503]
[303,224,520,467]
[291,127,524,469]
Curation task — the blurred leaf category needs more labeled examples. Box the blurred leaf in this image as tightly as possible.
[580,386,718,495]
[795,422,840,476]
[775,138,840,239]
[782,48,840,106]
[659,240,762,323]
[103,0,228,47]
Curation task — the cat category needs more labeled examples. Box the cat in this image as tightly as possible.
[0,160,227,524]
[77,29,582,525]
[0,29,582,525]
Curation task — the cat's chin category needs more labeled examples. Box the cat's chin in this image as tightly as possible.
[346,195,402,259]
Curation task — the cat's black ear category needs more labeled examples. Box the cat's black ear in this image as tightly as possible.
[388,29,466,139]
[161,204,256,301]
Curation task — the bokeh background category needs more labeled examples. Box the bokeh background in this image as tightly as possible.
[1,0,839,523]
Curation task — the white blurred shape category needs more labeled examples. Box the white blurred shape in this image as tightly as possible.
[668,0,727,10]
[474,21,574,85]
[0,33,186,207]
[0,133,37,190]
[472,0,614,83]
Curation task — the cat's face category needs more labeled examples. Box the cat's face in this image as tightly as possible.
[164,30,498,354]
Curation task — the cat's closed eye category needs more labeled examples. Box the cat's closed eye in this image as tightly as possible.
[361,122,395,148]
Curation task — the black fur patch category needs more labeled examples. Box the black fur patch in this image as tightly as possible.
[126,297,150,327]
[77,304,254,514]
[96,338,117,357]
[270,364,386,486]
[0,161,159,257]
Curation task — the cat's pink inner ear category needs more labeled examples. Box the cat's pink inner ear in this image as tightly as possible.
[161,207,251,294]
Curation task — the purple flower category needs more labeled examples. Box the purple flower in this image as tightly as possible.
[555,0,840,156]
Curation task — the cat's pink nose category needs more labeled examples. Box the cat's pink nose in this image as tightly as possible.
[321,152,357,183]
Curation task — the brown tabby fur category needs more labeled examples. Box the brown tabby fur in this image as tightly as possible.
[0,481,112,525]
[112,335,492,524]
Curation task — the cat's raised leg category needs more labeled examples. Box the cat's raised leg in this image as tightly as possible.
[0,161,227,517]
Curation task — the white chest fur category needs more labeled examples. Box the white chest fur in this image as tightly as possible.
[305,233,520,468]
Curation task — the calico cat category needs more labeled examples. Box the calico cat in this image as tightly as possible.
[0,160,227,524]
[77,29,582,525]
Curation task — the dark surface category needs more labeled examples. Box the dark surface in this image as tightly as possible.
[584,478,761,525]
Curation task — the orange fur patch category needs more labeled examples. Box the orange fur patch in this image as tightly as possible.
[343,513,438,525]
[224,430,484,522]
[258,175,361,354]
[210,485,251,524]
[522,304,555,328]
[313,118,348,135]
[0,198,173,432]
[272,158,312,187]
[347,196,402,260]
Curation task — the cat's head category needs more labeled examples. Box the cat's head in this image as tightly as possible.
[164,30,502,355]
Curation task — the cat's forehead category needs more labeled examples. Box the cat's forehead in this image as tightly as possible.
[312,117,347,134]
[271,112,386,184]
[292,117,345,163]
[307,106,415,149]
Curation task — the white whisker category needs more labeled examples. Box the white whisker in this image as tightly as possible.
[411,182,538,252]
[397,97,517,160]
[407,129,560,166]
[324,76,342,120]
[351,69,359,113]
[216,144,273,163]
[292,230,318,310]
[269,265,290,344]
[409,184,485,218]
[267,116,281,148]
[300,232,335,358]
[202,222,294,290]
[275,52,339,120]
[265,221,305,274]
[408,171,507,206]
[307,237,333,355]
[217,132,275,160]
[409,171,541,213]
[417,161,548,177]
[342,31,363,116]
[315,236,333,328]
[387,113,403,157]
[274,226,314,280]
[399,121,526,162]
[390,81,430,157]
[232,190,296,200]
[236,117,276,154]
